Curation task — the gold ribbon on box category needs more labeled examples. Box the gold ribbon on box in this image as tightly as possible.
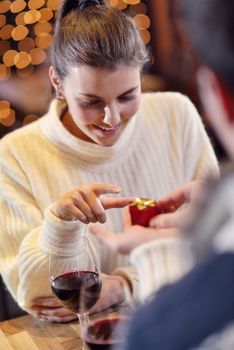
[131,198,156,210]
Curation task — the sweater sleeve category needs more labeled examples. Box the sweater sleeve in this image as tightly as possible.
[129,237,194,301]
[0,142,84,314]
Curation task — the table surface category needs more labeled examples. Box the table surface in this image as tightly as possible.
[0,314,83,350]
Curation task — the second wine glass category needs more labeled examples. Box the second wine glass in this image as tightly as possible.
[49,235,102,347]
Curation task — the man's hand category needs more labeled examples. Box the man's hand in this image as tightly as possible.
[149,180,204,229]
[89,207,179,254]
[31,297,77,323]
[90,274,127,313]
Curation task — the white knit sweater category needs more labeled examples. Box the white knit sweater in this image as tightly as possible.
[0,92,218,314]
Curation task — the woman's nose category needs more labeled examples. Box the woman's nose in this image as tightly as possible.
[103,105,121,126]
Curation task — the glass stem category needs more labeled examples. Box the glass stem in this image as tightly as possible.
[78,312,89,337]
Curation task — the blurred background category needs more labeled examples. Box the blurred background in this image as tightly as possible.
[0,0,225,159]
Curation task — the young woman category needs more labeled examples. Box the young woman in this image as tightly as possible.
[0,0,218,322]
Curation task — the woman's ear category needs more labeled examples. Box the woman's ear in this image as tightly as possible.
[49,66,64,99]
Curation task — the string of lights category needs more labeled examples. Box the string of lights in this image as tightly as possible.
[0,0,151,129]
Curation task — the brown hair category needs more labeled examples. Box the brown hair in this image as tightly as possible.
[50,0,149,81]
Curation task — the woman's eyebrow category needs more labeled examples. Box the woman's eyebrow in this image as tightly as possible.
[78,86,139,99]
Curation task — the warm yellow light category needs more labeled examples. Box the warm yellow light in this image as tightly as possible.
[0,100,10,119]
[0,64,10,80]
[134,14,150,29]
[28,0,45,10]
[123,0,140,4]
[30,47,46,65]
[39,8,53,22]
[10,0,27,14]
[15,12,26,25]
[3,49,18,67]
[0,107,10,119]
[0,1,11,14]
[140,29,151,44]
[0,14,6,28]
[35,33,52,49]
[23,114,39,125]
[0,24,14,40]
[129,3,147,15]
[14,51,31,69]
[24,10,41,24]
[34,21,52,36]
[0,39,10,55]
[18,37,35,52]
[12,25,29,41]
[115,0,128,10]
[47,0,60,11]
[109,0,119,6]
[0,109,16,126]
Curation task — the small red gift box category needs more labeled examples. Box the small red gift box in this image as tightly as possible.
[129,198,161,227]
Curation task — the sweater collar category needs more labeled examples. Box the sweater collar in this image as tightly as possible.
[41,99,140,166]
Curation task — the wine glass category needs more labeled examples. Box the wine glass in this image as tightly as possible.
[49,234,102,348]
[82,285,133,350]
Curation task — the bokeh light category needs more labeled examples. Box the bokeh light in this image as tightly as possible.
[123,0,140,4]
[14,51,31,69]
[24,10,41,24]
[0,15,6,28]
[28,0,45,10]
[0,64,10,80]
[12,25,29,41]
[39,8,53,22]
[47,0,60,11]
[0,0,151,132]
[10,0,27,14]
[15,11,26,25]
[3,49,18,67]
[0,109,16,126]
[18,37,35,52]
[30,47,46,65]
[134,14,151,29]
[0,39,10,55]
[23,113,39,125]
[0,1,11,15]
[35,32,52,49]
[0,24,14,40]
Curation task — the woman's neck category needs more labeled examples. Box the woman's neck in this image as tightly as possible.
[61,109,93,142]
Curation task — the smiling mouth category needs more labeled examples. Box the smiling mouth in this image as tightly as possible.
[93,124,121,133]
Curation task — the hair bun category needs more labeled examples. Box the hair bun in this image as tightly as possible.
[78,0,104,10]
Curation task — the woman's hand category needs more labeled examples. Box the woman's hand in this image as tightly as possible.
[31,274,127,322]
[31,297,77,323]
[52,182,133,223]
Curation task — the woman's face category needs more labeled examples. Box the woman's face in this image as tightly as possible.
[60,65,141,146]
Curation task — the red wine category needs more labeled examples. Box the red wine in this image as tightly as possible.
[84,317,125,350]
[51,270,101,313]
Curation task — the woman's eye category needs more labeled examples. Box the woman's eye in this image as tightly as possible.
[81,100,101,108]
[119,95,137,102]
